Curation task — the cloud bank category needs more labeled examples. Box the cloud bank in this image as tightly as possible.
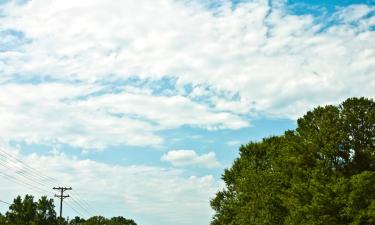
[0,0,373,149]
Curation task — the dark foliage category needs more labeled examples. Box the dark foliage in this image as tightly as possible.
[211,97,375,225]
[0,195,136,225]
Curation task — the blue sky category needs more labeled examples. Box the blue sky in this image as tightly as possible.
[0,0,374,225]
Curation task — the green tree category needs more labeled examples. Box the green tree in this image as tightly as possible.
[0,213,6,224]
[69,216,86,225]
[109,216,136,225]
[2,196,136,225]
[83,216,108,225]
[81,216,137,225]
[211,97,375,225]
[34,196,58,225]
[4,195,58,225]
[6,195,36,225]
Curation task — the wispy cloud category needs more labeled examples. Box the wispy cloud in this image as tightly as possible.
[0,83,248,149]
[0,0,372,119]
[0,0,373,150]
[226,140,242,147]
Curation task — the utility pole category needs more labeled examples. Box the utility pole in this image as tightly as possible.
[53,187,72,225]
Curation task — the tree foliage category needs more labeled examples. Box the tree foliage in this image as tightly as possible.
[0,195,136,225]
[3,195,58,225]
[108,216,137,225]
[69,215,136,225]
[211,97,375,225]
[0,213,6,224]
[69,216,86,225]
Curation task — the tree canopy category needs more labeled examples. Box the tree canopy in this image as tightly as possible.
[0,195,136,225]
[5,195,56,225]
[211,97,375,225]
[81,216,136,225]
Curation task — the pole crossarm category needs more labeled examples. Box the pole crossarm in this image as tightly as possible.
[54,194,70,198]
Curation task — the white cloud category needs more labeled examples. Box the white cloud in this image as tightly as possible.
[0,0,373,121]
[0,145,220,225]
[0,83,162,149]
[226,140,242,147]
[0,83,247,149]
[161,149,220,168]
[336,4,373,23]
[79,90,249,130]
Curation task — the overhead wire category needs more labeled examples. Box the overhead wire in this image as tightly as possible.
[0,148,97,213]
[0,160,87,218]
[0,148,98,216]
[0,153,56,195]
[0,170,54,195]
[78,196,100,215]
[0,148,97,218]
[65,201,86,218]
[0,149,56,183]
[0,199,11,205]
[68,185,100,216]
[0,159,57,190]
[69,195,93,217]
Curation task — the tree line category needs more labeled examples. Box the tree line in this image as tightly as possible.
[0,195,136,225]
[211,97,375,225]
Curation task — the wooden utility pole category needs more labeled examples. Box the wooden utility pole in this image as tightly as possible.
[53,187,72,225]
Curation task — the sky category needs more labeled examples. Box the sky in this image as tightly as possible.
[0,0,374,224]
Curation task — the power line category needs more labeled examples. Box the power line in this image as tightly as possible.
[0,167,89,220]
[0,199,10,205]
[0,148,97,218]
[0,149,96,210]
[0,149,57,183]
[65,201,86,218]
[0,170,54,195]
[0,148,96,219]
[69,195,92,217]
[69,188,100,216]
[0,169,88,219]
[0,160,56,190]
[0,151,58,190]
